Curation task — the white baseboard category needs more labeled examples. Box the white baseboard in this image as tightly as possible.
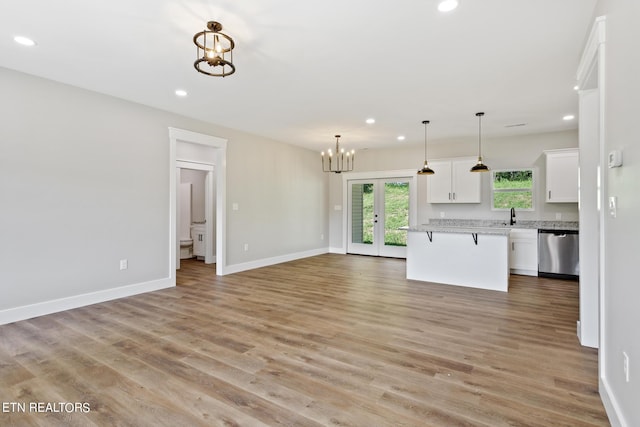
[577,320,581,338]
[0,277,174,325]
[600,376,627,427]
[223,247,329,275]
[510,268,538,276]
[329,246,346,254]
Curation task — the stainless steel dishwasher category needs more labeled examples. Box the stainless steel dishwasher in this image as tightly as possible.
[538,229,579,280]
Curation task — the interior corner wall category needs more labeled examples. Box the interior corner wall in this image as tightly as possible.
[0,66,329,320]
[592,0,640,425]
[180,169,207,223]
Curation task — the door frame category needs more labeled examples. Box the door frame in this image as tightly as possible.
[169,127,227,279]
[340,169,417,255]
[576,17,605,349]
[347,178,412,258]
[577,14,611,417]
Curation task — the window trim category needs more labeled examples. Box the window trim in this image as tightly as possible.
[491,168,536,212]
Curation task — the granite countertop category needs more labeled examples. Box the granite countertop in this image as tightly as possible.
[405,224,511,236]
[403,218,579,235]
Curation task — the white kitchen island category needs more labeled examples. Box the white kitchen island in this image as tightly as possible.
[406,226,510,292]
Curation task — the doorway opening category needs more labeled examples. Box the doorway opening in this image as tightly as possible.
[176,163,215,270]
[169,128,227,282]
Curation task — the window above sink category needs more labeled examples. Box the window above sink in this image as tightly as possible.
[492,169,535,211]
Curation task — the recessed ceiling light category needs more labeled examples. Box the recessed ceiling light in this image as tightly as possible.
[397,135,406,141]
[365,118,375,124]
[14,36,36,47]
[563,115,575,121]
[573,85,580,91]
[438,0,459,12]
[175,89,188,97]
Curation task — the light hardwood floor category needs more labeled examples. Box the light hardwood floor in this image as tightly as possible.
[0,254,608,426]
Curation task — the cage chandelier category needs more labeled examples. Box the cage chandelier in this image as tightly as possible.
[193,21,235,77]
[321,135,354,173]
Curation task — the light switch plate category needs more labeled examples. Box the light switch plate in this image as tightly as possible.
[608,150,623,168]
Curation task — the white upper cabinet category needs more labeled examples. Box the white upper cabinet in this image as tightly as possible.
[545,149,579,203]
[427,157,481,203]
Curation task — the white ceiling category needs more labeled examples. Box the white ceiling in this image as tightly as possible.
[1,0,597,152]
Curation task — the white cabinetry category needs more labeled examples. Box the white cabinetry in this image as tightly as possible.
[427,157,481,203]
[545,149,579,203]
[509,228,538,276]
[191,224,206,257]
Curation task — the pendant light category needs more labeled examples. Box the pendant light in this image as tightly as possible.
[470,112,490,172]
[417,120,434,175]
[321,135,354,173]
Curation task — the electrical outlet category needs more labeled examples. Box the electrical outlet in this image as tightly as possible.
[623,352,630,382]
[243,243,249,252]
[440,212,445,218]
[556,213,562,220]
[119,259,128,270]
[609,196,617,218]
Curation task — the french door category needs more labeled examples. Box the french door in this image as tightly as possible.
[347,178,411,258]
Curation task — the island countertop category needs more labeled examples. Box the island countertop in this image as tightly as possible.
[404,225,511,236]
[402,218,578,235]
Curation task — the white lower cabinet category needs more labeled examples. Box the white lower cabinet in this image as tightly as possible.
[509,229,538,276]
[191,224,206,257]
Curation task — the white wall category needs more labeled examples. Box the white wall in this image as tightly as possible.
[330,130,579,249]
[0,67,328,319]
[591,1,640,425]
[180,169,207,223]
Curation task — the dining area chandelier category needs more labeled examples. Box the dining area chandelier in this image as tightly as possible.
[321,135,354,173]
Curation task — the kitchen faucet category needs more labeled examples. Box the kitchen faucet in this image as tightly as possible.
[510,207,516,226]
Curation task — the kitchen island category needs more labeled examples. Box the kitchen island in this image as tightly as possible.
[406,225,511,292]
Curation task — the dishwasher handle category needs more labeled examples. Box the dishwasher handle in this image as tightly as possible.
[538,229,578,237]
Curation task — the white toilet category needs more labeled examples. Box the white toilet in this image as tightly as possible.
[179,237,193,259]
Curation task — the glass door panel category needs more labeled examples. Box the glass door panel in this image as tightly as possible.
[380,181,409,258]
[348,181,377,256]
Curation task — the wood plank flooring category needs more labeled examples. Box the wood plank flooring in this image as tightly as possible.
[0,254,609,426]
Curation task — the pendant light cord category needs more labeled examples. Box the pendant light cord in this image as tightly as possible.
[424,122,428,161]
[478,114,482,155]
